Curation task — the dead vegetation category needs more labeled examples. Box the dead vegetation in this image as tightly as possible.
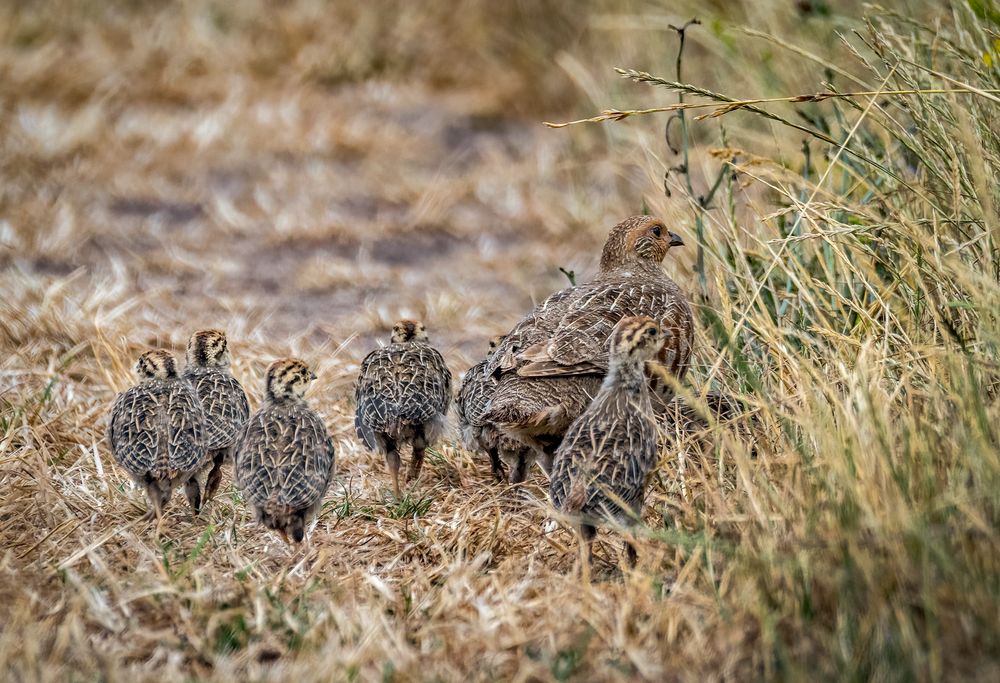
[2,1,1000,681]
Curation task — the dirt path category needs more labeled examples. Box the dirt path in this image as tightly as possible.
[4,82,631,372]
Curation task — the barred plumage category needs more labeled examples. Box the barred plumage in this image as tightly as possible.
[183,330,250,505]
[484,373,601,481]
[485,216,692,480]
[355,320,452,498]
[107,349,208,522]
[549,316,666,566]
[235,358,335,543]
[456,336,531,483]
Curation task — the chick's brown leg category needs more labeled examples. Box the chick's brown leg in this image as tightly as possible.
[289,513,306,543]
[509,452,530,485]
[487,447,505,483]
[203,448,227,505]
[139,492,160,522]
[143,482,166,522]
[580,523,597,567]
[183,478,202,516]
[147,484,171,536]
[407,432,427,484]
[384,437,402,499]
[624,540,638,568]
[539,445,558,477]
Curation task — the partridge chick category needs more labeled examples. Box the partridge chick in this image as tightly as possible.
[355,320,452,498]
[183,329,250,505]
[107,350,208,522]
[236,359,336,543]
[549,316,666,567]
[456,336,504,480]
[456,336,533,483]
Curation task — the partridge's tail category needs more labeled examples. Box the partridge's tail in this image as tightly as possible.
[485,391,570,434]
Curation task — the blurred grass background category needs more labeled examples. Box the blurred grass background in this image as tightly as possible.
[2,0,1000,680]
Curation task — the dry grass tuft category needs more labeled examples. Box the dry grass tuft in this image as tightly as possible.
[3,1,1000,681]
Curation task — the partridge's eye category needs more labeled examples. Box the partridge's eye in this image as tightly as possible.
[646,328,657,337]
[651,225,662,238]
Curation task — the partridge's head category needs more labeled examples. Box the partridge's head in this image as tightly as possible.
[610,316,667,362]
[599,215,684,271]
[391,319,429,344]
[135,350,179,380]
[266,358,317,400]
[186,329,230,368]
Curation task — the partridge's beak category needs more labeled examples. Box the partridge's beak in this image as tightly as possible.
[310,371,318,380]
[668,231,685,248]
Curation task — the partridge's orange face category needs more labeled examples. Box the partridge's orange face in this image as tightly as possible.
[391,319,428,343]
[186,329,229,368]
[624,219,684,264]
[600,216,684,270]
[135,350,178,380]
[266,358,317,399]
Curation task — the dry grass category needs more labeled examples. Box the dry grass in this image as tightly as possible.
[3,1,1000,681]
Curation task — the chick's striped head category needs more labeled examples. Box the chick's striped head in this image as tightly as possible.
[266,358,317,400]
[391,319,428,344]
[135,350,178,380]
[610,316,666,361]
[599,215,684,271]
[187,329,230,368]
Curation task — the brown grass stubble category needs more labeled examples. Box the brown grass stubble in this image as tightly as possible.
[4,0,1000,681]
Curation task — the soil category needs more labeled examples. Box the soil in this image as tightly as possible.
[5,82,632,368]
